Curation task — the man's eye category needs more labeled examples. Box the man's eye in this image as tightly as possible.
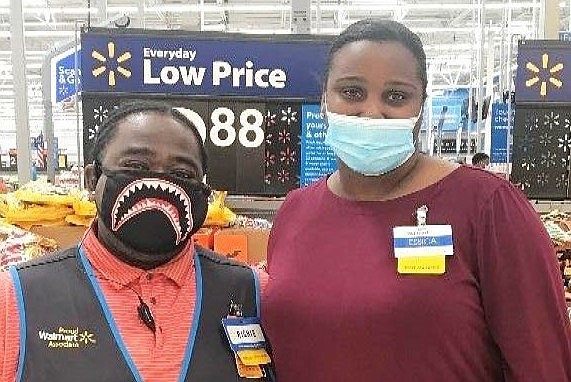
[123,161,149,170]
[171,170,196,180]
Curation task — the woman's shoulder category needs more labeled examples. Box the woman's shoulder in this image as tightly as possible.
[418,158,520,205]
[282,176,329,205]
[458,165,515,189]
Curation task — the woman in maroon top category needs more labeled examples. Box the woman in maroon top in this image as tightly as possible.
[262,19,571,381]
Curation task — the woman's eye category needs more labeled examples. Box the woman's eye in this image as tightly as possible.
[341,87,365,101]
[387,91,407,103]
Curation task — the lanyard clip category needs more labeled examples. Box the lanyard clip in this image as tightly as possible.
[416,205,428,226]
[229,299,243,317]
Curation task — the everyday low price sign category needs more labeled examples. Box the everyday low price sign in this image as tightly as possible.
[81,29,332,195]
[81,29,330,99]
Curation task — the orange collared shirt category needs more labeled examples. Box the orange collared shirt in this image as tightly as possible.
[0,228,198,381]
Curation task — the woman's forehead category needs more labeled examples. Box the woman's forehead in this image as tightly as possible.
[328,40,421,85]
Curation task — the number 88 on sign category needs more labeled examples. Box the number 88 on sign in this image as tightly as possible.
[174,107,265,148]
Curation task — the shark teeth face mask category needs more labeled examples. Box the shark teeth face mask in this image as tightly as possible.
[324,108,421,176]
[97,168,210,254]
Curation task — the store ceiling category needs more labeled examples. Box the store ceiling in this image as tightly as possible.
[0,0,564,119]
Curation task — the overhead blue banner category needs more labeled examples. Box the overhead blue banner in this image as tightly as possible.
[81,30,330,99]
[490,102,514,164]
[515,40,571,103]
[300,104,337,186]
[51,46,81,103]
[430,96,464,132]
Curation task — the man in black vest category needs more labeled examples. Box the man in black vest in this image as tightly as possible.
[0,101,273,381]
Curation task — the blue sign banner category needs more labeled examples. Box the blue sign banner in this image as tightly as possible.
[300,104,337,186]
[81,31,330,99]
[515,40,571,103]
[394,235,454,249]
[51,47,81,103]
[430,97,464,132]
[490,102,514,164]
[560,31,571,41]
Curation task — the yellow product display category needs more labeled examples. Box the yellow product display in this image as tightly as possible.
[205,191,237,227]
[65,214,95,227]
[14,180,79,206]
[0,181,96,229]
[1,205,72,229]
[72,199,97,217]
[15,189,77,206]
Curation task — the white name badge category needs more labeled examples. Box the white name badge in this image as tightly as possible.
[222,317,266,352]
[393,225,454,258]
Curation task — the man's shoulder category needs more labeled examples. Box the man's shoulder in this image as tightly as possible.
[15,247,77,272]
[194,245,251,271]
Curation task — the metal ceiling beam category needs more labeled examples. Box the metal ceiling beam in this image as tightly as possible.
[448,8,472,26]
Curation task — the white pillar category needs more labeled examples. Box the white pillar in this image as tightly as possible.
[540,0,559,39]
[10,0,32,184]
[484,29,494,155]
[476,0,486,153]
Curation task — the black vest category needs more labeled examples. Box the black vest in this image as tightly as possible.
[11,245,272,382]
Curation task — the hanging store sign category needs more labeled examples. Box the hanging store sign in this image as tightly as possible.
[430,97,464,132]
[490,102,514,164]
[81,30,329,99]
[81,29,331,195]
[300,104,337,186]
[511,105,570,199]
[515,40,571,103]
[51,46,81,104]
[82,94,305,195]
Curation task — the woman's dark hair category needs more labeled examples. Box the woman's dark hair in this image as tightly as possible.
[92,100,207,176]
[325,18,427,99]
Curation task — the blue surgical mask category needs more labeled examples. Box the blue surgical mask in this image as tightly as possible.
[324,109,421,176]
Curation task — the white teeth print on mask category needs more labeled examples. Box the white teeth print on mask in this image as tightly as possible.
[111,178,193,244]
[98,169,209,254]
[324,110,420,176]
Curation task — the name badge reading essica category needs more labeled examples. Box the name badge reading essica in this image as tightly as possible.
[393,225,454,275]
[222,317,271,366]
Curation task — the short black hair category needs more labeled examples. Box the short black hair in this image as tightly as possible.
[472,152,490,165]
[325,18,427,99]
[92,100,207,177]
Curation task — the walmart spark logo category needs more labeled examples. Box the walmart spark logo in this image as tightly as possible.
[78,330,96,345]
[91,42,132,87]
[525,53,563,97]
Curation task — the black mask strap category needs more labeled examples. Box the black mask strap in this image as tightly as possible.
[94,160,103,180]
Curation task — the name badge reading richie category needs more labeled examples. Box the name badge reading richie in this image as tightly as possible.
[393,225,454,275]
[222,317,271,366]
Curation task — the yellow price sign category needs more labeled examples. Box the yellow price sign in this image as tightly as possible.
[237,348,271,366]
[397,255,446,275]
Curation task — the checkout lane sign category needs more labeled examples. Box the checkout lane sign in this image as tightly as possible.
[51,46,82,104]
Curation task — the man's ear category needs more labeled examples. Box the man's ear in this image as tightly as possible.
[84,163,98,192]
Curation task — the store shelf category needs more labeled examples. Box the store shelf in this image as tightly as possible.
[226,195,284,221]
[530,201,571,213]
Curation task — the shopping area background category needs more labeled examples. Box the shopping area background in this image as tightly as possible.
[0,0,571,319]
